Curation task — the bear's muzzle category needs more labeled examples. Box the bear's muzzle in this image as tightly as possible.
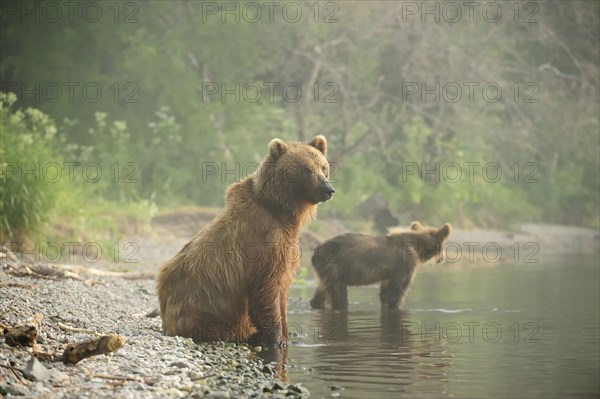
[315,180,335,202]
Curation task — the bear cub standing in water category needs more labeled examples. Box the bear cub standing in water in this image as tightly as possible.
[310,222,451,311]
[157,136,334,346]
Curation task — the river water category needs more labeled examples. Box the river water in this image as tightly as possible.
[281,254,599,399]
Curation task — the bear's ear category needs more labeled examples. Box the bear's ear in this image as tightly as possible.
[269,138,288,158]
[410,221,423,231]
[437,223,452,240]
[308,135,327,156]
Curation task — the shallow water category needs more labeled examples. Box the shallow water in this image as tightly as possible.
[282,255,600,399]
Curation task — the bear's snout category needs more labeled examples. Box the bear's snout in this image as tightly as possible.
[324,186,335,200]
[316,181,335,202]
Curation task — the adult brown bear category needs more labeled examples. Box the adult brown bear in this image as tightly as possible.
[310,222,451,310]
[157,136,333,346]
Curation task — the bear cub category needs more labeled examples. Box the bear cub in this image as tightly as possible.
[310,222,451,311]
[157,135,333,346]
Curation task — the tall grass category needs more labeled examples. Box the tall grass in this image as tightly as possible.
[1,92,157,256]
[0,92,60,243]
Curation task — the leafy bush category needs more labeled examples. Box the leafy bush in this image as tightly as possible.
[1,93,157,248]
[0,92,61,242]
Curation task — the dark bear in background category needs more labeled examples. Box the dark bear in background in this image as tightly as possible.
[373,208,400,235]
[358,194,400,234]
[157,135,334,346]
[310,222,451,311]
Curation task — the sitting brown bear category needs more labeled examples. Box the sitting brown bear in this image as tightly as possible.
[310,222,451,310]
[157,135,334,346]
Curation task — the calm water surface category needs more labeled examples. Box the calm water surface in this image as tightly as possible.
[279,255,599,399]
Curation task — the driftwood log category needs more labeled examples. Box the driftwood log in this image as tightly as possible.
[1,314,124,364]
[4,313,43,347]
[62,334,125,364]
[6,263,154,281]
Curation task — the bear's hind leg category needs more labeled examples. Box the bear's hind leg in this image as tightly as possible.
[172,311,220,342]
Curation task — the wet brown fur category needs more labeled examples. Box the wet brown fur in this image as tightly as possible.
[310,222,451,310]
[157,136,332,345]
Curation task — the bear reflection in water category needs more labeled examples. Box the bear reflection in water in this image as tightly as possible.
[254,310,454,384]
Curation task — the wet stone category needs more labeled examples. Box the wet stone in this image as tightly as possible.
[22,358,52,381]
[164,387,185,397]
[206,391,231,399]
[0,382,30,396]
[261,365,275,375]
[170,361,192,369]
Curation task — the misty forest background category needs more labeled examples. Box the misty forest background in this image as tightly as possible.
[1,0,599,246]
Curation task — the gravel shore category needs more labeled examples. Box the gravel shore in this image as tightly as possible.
[0,264,309,398]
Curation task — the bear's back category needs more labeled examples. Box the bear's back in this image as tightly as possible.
[313,233,393,267]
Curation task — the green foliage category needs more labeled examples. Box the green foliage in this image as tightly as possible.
[1,1,598,232]
[0,93,156,246]
[0,92,60,241]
